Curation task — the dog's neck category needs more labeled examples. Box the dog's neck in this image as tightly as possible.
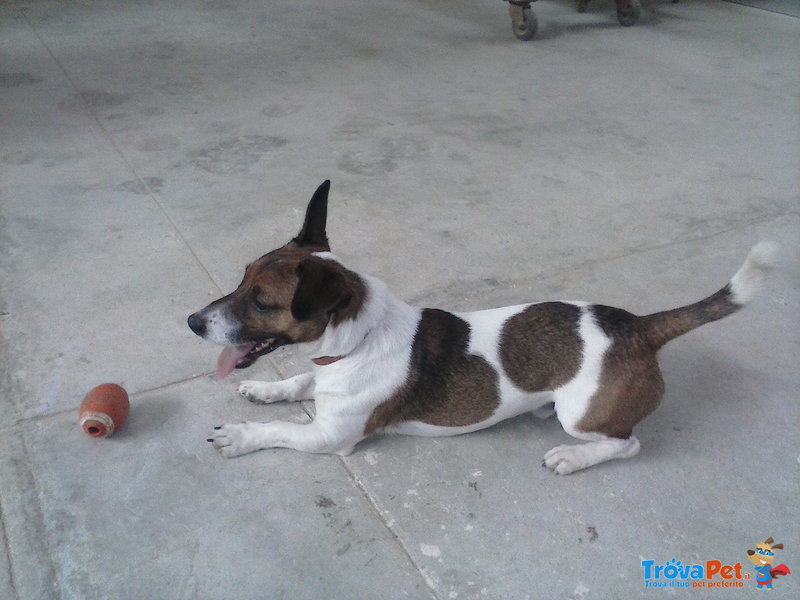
[299,275,399,366]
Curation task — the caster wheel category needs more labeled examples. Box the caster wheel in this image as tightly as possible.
[617,0,640,26]
[509,5,538,41]
[577,0,590,13]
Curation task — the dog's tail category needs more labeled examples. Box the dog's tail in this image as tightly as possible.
[639,242,778,349]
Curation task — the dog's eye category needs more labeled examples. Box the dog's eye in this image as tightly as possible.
[253,297,281,312]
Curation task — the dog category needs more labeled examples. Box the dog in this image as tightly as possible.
[746,538,790,589]
[188,181,777,474]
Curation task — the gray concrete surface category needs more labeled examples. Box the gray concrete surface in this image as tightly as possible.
[1,1,798,599]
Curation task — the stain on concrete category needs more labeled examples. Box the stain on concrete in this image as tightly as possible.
[338,137,426,177]
[314,494,359,553]
[334,115,387,141]
[154,78,204,96]
[408,277,508,308]
[335,542,351,556]
[81,90,128,109]
[579,525,599,543]
[0,72,43,87]
[261,104,302,118]
[58,90,128,113]
[136,134,180,152]
[467,481,482,498]
[363,450,379,465]
[1,151,38,166]
[189,135,288,175]
[1,150,85,167]
[314,495,336,509]
[570,582,591,600]
[115,177,165,195]
[339,150,396,176]
[138,41,180,60]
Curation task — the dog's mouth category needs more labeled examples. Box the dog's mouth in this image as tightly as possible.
[216,337,288,379]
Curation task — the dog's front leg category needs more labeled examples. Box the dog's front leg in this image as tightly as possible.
[238,372,315,404]
[208,415,361,458]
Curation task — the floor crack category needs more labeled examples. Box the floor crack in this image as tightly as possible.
[338,457,443,600]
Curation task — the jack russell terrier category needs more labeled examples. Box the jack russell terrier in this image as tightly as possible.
[188,181,777,474]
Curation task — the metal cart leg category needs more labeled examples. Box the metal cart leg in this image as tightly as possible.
[507,0,538,41]
[575,0,641,26]
[615,0,641,26]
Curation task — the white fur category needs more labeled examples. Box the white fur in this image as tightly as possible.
[239,373,315,404]
[552,305,611,437]
[729,241,778,305]
[200,305,241,346]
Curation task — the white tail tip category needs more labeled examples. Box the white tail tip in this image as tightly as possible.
[729,241,779,305]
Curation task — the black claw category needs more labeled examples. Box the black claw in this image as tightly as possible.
[207,439,214,443]
[541,461,547,468]
[214,426,222,430]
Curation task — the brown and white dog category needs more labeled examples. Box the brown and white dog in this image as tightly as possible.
[188,181,777,474]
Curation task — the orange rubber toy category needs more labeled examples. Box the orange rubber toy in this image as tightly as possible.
[79,383,129,438]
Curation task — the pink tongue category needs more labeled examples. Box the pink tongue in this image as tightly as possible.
[216,343,255,379]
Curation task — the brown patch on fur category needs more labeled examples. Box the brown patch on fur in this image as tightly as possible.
[498,303,583,392]
[292,255,367,326]
[577,305,664,439]
[363,309,500,435]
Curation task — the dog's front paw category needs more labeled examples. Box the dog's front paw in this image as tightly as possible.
[543,444,586,475]
[208,423,263,458]
[238,380,281,404]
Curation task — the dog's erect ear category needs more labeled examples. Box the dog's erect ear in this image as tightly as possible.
[291,180,330,249]
[291,258,351,322]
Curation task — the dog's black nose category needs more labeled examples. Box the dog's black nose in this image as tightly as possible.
[187,312,206,337]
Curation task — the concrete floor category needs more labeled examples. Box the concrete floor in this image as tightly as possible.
[1,1,798,599]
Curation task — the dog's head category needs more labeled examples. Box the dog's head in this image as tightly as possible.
[746,538,783,566]
[188,181,366,378]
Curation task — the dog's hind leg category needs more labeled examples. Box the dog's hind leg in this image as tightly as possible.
[238,372,315,404]
[546,353,663,475]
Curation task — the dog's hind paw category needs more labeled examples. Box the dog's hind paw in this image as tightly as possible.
[544,437,640,475]
[543,444,586,475]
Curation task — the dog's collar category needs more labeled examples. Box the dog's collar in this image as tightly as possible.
[311,355,344,366]
[311,330,370,367]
